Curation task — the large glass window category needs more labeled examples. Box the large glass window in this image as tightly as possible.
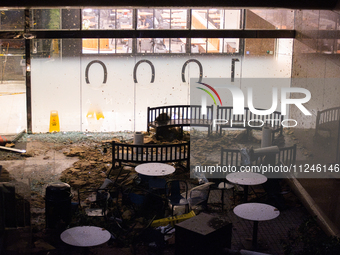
[137,9,188,29]
[31,9,61,30]
[191,9,242,29]
[116,9,133,29]
[82,9,99,29]
[30,8,81,30]
[190,38,240,53]
[81,38,189,54]
[81,37,240,54]
[170,38,186,53]
[248,9,294,29]
[82,38,132,53]
[82,8,133,30]
[32,39,61,58]
[137,9,154,29]
[0,9,24,31]
[12,7,295,55]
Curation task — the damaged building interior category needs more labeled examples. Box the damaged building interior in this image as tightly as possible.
[1,0,340,254]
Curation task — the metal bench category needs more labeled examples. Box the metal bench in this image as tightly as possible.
[112,141,190,170]
[147,105,214,138]
[216,106,283,141]
[315,107,340,138]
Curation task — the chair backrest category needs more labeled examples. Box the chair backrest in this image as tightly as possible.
[119,16,130,24]
[129,192,146,206]
[166,180,188,199]
[189,182,214,200]
[186,182,214,207]
[140,39,153,52]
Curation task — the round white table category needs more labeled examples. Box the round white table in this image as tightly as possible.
[226,172,267,202]
[135,162,175,177]
[60,226,111,247]
[233,203,280,249]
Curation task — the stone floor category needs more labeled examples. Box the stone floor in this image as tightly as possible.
[0,129,337,255]
[2,182,312,255]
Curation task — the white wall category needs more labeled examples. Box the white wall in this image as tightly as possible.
[30,43,292,133]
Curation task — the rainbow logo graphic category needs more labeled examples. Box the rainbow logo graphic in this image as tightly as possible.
[196,82,222,106]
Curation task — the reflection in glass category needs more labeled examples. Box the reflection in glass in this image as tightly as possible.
[31,39,60,58]
[208,9,222,29]
[244,38,276,56]
[154,38,168,53]
[31,9,61,30]
[248,9,294,29]
[99,9,116,29]
[190,38,240,53]
[207,38,222,53]
[82,38,130,53]
[0,39,24,54]
[138,9,154,29]
[171,9,187,29]
[223,39,239,53]
[191,38,206,53]
[192,10,208,29]
[61,9,81,30]
[116,9,133,29]
[155,9,170,29]
[192,9,241,30]
[99,39,115,53]
[82,8,132,30]
[82,39,99,53]
[224,10,242,29]
[170,38,186,53]
[149,9,188,30]
[116,38,132,53]
[82,9,98,29]
[138,38,154,53]
[0,39,25,81]
[0,10,24,30]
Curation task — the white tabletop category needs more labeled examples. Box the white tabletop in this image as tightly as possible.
[234,203,280,221]
[60,226,111,247]
[226,172,267,186]
[135,162,175,176]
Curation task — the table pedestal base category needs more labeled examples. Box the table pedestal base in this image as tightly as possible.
[252,220,258,249]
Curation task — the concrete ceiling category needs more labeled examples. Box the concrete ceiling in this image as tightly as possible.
[0,0,339,10]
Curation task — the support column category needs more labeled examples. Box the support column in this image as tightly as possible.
[25,9,32,133]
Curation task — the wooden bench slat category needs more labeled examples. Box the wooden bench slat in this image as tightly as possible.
[112,141,190,170]
[147,105,214,138]
[315,107,340,137]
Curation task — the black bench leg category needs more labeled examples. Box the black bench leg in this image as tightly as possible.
[155,127,161,140]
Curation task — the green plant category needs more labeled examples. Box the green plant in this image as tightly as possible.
[48,9,60,29]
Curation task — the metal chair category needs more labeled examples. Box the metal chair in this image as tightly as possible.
[154,42,167,53]
[139,38,154,53]
[131,215,165,255]
[118,16,131,28]
[210,179,235,212]
[186,182,214,210]
[165,180,189,216]
[148,177,167,195]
